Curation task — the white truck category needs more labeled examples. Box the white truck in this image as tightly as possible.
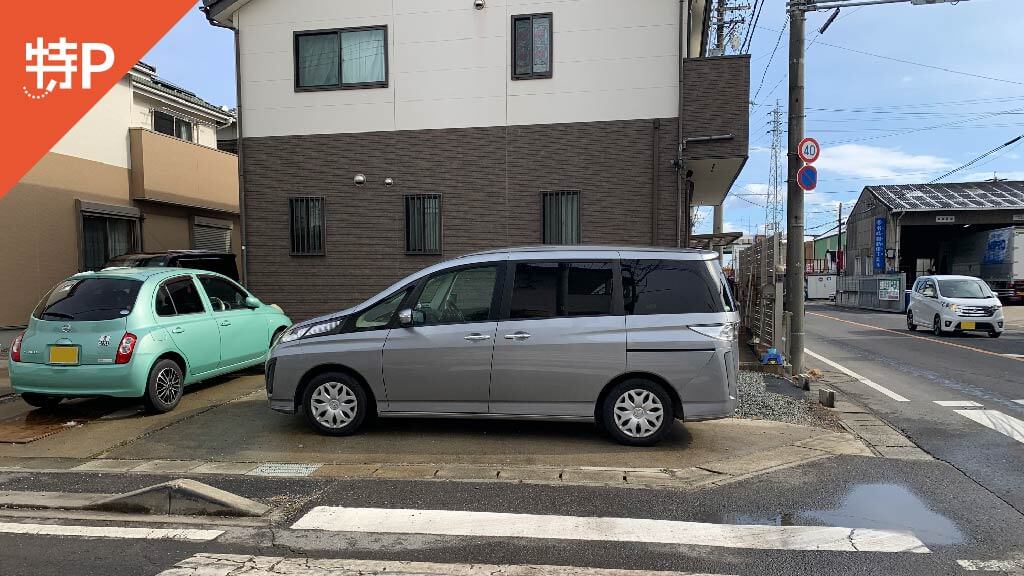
[939,225,1024,300]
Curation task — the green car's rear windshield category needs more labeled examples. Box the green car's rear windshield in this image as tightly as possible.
[33,278,143,321]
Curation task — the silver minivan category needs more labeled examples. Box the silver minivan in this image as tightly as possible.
[907,275,1005,338]
[266,247,739,446]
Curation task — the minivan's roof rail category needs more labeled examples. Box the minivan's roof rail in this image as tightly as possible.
[459,245,717,259]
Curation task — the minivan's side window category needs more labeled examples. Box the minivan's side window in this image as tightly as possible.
[414,266,497,325]
[509,261,614,319]
[354,289,409,330]
[199,276,248,312]
[621,259,727,315]
[157,278,206,316]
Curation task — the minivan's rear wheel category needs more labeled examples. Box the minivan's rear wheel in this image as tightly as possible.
[21,393,62,410]
[144,359,183,413]
[907,310,917,331]
[602,379,674,446]
[303,372,368,436]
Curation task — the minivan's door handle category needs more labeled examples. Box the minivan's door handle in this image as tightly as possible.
[171,327,185,334]
[464,333,492,342]
[219,320,232,327]
[503,332,531,340]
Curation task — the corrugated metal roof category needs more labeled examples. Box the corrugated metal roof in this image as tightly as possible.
[866,181,1024,212]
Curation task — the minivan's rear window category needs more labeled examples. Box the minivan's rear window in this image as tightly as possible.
[621,259,729,315]
[510,261,615,319]
[33,278,142,321]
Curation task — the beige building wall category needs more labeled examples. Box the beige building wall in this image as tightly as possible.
[51,79,132,169]
[0,153,132,327]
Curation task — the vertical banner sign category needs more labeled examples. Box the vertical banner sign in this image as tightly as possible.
[873,217,887,271]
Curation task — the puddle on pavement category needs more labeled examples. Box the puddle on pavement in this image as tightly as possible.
[719,483,963,545]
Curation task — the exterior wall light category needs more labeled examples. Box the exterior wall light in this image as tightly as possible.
[354,173,366,186]
[474,0,485,9]
[384,177,395,186]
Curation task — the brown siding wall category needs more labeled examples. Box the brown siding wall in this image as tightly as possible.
[681,55,751,160]
[242,118,692,320]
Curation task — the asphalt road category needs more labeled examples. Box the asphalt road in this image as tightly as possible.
[803,302,1024,514]
[2,453,1024,576]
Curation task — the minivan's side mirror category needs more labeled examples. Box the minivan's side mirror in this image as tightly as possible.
[398,308,425,326]
[244,296,262,309]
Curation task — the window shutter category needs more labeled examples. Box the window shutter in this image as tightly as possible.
[192,218,232,251]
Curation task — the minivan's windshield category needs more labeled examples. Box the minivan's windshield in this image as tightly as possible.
[32,278,143,321]
[937,279,992,299]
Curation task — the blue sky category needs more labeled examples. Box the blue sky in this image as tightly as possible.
[144,1,1023,241]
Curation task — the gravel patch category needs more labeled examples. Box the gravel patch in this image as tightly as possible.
[735,370,843,431]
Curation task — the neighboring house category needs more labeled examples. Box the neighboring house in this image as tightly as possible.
[203,0,750,320]
[0,62,239,327]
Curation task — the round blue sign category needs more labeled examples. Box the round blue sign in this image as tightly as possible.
[797,165,818,191]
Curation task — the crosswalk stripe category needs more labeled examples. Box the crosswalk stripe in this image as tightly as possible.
[290,506,930,553]
[157,553,733,576]
[804,348,910,402]
[954,409,1024,444]
[934,400,983,407]
[1014,400,1024,406]
[0,521,222,542]
[958,558,1024,571]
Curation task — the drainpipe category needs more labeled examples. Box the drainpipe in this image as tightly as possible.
[206,11,248,286]
[676,0,687,248]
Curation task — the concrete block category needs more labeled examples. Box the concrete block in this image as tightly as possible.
[190,462,260,475]
[624,470,676,486]
[372,465,439,479]
[701,445,821,476]
[795,433,875,457]
[875,446,932,460]
[559,469,626,484]
[819,388,836,408]
[130,460,204,474]
[435,466,499,480]
[87,479,269,517]
[496,468,563,483]
[72,459,142,472]
[310,464,379,478]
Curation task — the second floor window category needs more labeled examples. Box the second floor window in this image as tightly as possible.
[512,13,552,80]
[153,110,193,142]
[295,26,388,90]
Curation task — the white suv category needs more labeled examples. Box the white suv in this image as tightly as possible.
[907,275,1004,338]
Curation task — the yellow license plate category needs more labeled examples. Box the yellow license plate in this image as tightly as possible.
[961,321,976,330]
[48,346,80,365]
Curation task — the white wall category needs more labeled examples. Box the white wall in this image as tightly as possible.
[51,78,132,168]
[237,0,681,138]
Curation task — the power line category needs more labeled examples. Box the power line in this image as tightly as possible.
[755,25,1024,87]
[929,135,1024,183]
[752,20,787,102]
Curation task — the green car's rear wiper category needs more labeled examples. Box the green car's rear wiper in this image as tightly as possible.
[41,311,74,319]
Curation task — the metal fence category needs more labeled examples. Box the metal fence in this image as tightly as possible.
[737,233,784,349]
[836,273,907,313]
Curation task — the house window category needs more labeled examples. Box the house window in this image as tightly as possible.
[289,197,325,255]
[405,194,441,254]
[82,215,138,271]
[153,110,194,142]
[512,13,553,80]
[295,26,388,90]
[542,191,580,245]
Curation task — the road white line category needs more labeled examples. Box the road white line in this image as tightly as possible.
[158,553,733,576]
[933,400,983,407]
[0,521,222,541]
[958,558,1024,571]
[291,506,929,553]
[954,410,1024,444]
[804,348,910,402]
[1015,400,1024,406]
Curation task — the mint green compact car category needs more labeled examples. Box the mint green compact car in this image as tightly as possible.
[8,268,291,413]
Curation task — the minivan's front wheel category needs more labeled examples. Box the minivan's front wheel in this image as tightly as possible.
[907,310,917,331]
[303,372,368,436]
[602,379,674,446]
[933,315,944,337]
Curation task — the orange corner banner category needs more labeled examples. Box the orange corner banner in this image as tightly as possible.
[0,0,197,200]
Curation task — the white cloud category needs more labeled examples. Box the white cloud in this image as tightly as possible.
[901,76,913,83]
[749,146,771,154]
[816,144,952,180]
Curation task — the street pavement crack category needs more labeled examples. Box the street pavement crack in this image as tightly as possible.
[847,528,860,552]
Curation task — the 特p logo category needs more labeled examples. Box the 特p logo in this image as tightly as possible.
[23,37,114,100]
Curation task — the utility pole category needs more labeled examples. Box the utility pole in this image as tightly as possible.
[716,0,727,56]
[785,1,806,374]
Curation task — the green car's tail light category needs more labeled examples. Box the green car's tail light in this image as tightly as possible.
[9,332,24,363]
[115,333,138,364]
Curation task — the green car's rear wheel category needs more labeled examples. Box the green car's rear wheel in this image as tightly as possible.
[144,359,184,413]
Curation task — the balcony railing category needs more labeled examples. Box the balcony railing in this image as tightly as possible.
[129,128,239,213]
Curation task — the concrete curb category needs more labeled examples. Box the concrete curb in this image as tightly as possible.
[86,479,269,517]
[0,430,873,491]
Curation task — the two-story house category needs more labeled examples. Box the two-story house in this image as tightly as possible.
[203,0,750,320]
[0,63,239,327]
